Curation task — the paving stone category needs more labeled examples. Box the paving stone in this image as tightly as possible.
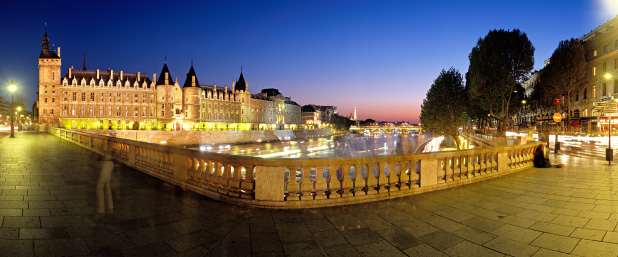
[602,231,618,243]
[584,219,617,231]
[492,224,542,244]
[83,232,135,253]
[571,239,618,257]
[550,215,589,227]
[322,243,360,257]
[484,236,539,257]
[304,218,336,232]
[376,225,422,250]
[340,227,382,245]
[529,221,576,236]
[531,248,573,257]
[531,233,580,253]
[22,209,50,217]
[34,238,90,256]
[570,227,606,241]
[3,216,40,228]
[282,240,325,257]
[446,240,505,257]
[0,239,33,257]
[251,232,283,253]
[418,229,463,250]
[20,228,68,239]
[313,230,348,247]
[402,243,447,257]
[354,240,407,257]
[452,226,495,245]
[122,241,178,257]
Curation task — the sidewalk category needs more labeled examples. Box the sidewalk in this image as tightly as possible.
[1,133,618,256]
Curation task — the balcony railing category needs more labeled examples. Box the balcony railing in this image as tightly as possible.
[51,128,542,209]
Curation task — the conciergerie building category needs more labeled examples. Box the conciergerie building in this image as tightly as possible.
[37,29,301,131]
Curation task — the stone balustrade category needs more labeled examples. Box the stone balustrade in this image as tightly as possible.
[51,128,543,209]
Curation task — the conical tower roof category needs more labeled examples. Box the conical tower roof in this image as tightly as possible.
[156,61,173,85]
[235,69,247,91]
[183,64,200,88]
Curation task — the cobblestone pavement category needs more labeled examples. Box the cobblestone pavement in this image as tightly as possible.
[2,133,618,256]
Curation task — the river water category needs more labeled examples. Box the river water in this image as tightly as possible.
[192,134,431,159]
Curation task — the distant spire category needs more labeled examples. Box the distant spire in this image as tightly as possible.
[83,52,86,71]
[164,55,167,63]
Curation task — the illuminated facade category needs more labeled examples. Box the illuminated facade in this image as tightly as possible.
[37,30,301,130]
[570,17,618,130]
[301,104,337,129]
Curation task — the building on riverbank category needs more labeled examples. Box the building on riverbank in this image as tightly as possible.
[37,29,301,131]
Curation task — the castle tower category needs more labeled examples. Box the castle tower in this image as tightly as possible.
[38,26,61,126]
[182,63,201,125]
[155,60,182,130]
[353,106,357,121]
[235,68,251,123]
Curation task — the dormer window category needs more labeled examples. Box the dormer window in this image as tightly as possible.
[81,79,86,87]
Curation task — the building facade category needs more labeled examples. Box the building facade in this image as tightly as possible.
[301,104,337,129]
[568,16,618,132]
[37,30,301,131]
[0,97,9,123]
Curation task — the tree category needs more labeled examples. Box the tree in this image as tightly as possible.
[467,29,535,134]
[359,118,376,126]
[330,114,353,132]
[420,68,467,149]
[539,38,587,130]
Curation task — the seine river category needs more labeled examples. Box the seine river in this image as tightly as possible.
[192,134,431,159]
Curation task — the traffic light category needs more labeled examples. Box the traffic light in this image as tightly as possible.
[555,98,561,112]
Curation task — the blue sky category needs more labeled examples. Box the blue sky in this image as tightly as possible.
[0,0,613,123]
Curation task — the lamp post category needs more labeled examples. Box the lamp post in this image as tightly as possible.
[8,81,16,138]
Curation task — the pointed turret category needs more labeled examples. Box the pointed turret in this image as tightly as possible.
[156,61,173,85]
[39,26,59,59]
[183,64,200,87]
[235,68,247,91]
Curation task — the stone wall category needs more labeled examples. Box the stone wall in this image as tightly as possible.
[73,129,333,145]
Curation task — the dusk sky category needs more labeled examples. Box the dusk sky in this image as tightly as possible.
[1,0,616,123]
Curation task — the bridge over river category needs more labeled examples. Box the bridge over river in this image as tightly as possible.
[0,131,616,256]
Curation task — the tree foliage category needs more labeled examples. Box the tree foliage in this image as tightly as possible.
[537,38,587,129]
[467,29,534,133]
[420,68,467,149]
[330,114,354,132]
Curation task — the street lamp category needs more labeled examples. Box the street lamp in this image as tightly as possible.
[8,81,16,138]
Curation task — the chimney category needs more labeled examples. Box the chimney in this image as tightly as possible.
[120,70,123,81]
[111,70,114,80]
[137,72,140,82]
[69,67,72,78]
[192,75,195,86]
[165,72,169,85]
[232,81,235,91]
[153,73,156,84]
[57,47,61,57]
[96,69,99,79]
[225,85,228,91]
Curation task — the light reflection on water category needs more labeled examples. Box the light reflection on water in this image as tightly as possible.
[191,134,431,159]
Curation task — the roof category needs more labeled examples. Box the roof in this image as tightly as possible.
[39,30,60,59]
[183,65,200,88]
[156,62,173,85]
[301,105,317,112]
[235,71,247,91]
[64,70,153,88]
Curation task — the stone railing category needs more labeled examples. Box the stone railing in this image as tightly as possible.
[51,128,543,209]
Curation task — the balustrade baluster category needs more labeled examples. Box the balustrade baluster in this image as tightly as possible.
[240,165,255,199]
